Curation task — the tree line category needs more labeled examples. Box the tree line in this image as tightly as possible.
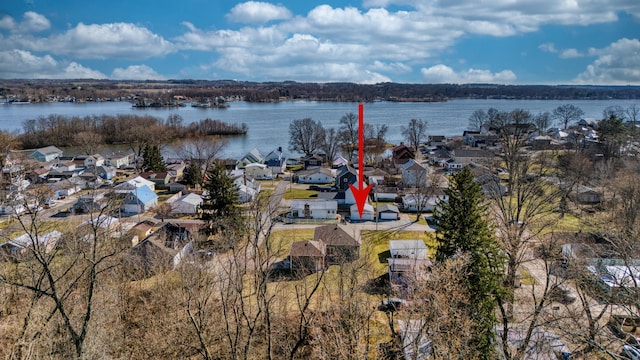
[17,114,247,150]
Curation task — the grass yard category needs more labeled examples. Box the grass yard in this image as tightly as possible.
[283,188,318,200]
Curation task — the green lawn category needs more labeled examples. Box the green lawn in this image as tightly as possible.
[283,188,318,200]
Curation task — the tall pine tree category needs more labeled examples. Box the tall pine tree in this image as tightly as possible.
[141,143,167,172]
[201,162,240,224]
[434,167,504,358]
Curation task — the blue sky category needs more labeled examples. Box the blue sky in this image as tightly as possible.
[0,0,639,84]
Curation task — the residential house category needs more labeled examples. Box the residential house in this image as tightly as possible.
[377,204,400,221]
[314,224,359,264]
[402,191,448,212]
[428,135,447,148]
[121,185,158,214]
[575,185,602,204]
[167,161,186,180]
[302,154,324,170]
[350,203,374,221]
[297,168,335,184]
[1,230,62,259]
[96,165,116,180]
[288,240,326,273]
[237,184,257,203]
[84,154,105,167]
[73,192,107,213]
[114,176,156,194]
[289,200,338,219]
[105,151,135,169]
[264,147,287,175]
[30,146,63,162]
[238,148,264,169]
[140,171,171,187]
[332,156,349,168]
[388,239,430,286]
[75,172,103,189]
[335,164,358,190]
[392,143,415,166]
[452,148,494,166]
[244,163,273,180]
[48,179,81,198]
[401,159,429,188]
[170,193,203,215]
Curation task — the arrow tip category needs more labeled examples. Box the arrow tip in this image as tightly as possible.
[349,184,373,219]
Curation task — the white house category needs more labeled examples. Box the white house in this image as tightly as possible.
[49,179,81,198]
[350,203,374,221]
[401,159,429,187]
[84,154,105,167]
[244,163,273,180]
[402,193,448,213]
[290,200,338,219]
[105,151,135,169]
[237,184,258,203]
[297,168,335,184]
[170,193,203,214]
[30,146,63,162]
[238,148,264,169]
[390,240,428,259]
[121,185,158,214]
[114,176,156,194]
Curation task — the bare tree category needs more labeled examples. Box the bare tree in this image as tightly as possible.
[552,104,584,129]
[288,118,325,155]
[603,105,626,121]
[172,135,228,187]
[322,127,340,165]
[73,130,104,155]
[401,118,428,154]
[533,112,551,135]
[468,109,488,131]
[338,112,358,162]
[626,104,639,124]
[0,192,123,358]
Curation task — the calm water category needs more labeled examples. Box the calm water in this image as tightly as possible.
[0,99,637,158]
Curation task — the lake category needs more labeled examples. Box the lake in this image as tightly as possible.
[0,99,637,158]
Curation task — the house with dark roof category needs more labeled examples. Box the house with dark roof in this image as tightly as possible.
[335,164,357,190]
[392,143,415,166]
[313,224,360,264]
[289,240,326,274]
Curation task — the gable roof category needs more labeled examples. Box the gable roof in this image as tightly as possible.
[377,204,399,213]
[402,159,428,171]
[129,185,157,204]
[175,193,203,206]
[33,146,63,156]
[314,225,358,247]
[289,240,325,257]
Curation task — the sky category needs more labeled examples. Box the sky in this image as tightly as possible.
[0,0,639,85]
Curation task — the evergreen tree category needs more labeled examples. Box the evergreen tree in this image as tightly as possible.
[183,162,204,188]
[434,167,504,358]
[141,143,167,172]
[201,162,240,224]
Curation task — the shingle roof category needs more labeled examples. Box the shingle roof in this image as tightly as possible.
[289,240,325,257]
[130,185,157,204]
[313,225,358,247]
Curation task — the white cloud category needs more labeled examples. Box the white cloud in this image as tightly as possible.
[0,15,16,30]
[421,64,516,84]
[559,48,584,58]
[538,43,557,53]
[227,1,292,23]
[28,22,174,60]
[0,49,105,79]
[111,65,166,80]
[22,11,50,32]
[0,11,49,33]
[574,38,640,84]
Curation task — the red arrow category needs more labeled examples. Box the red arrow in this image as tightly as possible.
[349,103,373,219]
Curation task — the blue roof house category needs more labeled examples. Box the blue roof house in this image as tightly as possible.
[121,185,158,214]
